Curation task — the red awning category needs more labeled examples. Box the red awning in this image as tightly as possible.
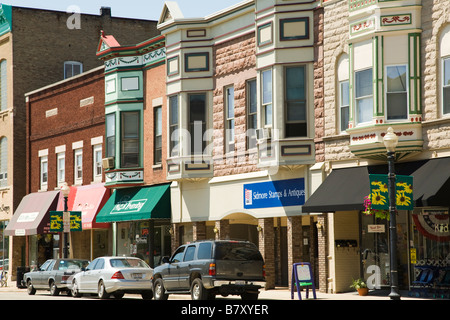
[70,184,110,229]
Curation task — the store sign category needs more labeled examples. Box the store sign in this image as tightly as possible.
[112,199,147,214]
[369,174,413,210]
[368,224,385,233]
[243,178,305,209]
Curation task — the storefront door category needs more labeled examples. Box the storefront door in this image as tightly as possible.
[361,211,409,289]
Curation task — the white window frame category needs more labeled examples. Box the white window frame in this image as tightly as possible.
[40,156,48,190]
[261,69,273,127]
[355,67,373,125]
[443,56,450,116]
[225,85,235,153]
[93,145,102,182]
[74,149,83,185]
[246,79,257,149]
[57,152,65,185]
[339,80,350,132]
[385,64,408,121]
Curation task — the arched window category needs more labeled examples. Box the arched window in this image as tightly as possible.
[0,137,7,187]
[0,60,6,111]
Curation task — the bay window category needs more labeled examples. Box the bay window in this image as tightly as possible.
[386,65,408,120]
[169,95,179,157]
[262,69,272,127]
[121,111,140,168]
[189,93,206,155]
[355,68,373,124]
[285,66,307,137]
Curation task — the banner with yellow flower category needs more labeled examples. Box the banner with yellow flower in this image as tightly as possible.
[369,174,413,210]
[49,211,82,232]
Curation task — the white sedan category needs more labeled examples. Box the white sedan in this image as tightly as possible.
[70,256,153,299]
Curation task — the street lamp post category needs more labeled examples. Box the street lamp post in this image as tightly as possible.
[383,127,401,300]
[60,182,70,259]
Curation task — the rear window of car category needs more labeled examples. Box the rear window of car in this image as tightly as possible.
[214,242,263,261]
[58,260,89,271]
[110,258,149,269]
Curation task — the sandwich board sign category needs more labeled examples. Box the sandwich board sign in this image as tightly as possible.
[291,262,316,300]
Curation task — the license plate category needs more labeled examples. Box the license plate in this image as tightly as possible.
[132,273,143,279]
[236,280,245,285]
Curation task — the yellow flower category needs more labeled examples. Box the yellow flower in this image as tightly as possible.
[371,192,386,206]
[404,184,413,194]
[396,192,411,207]
[379,183,388,193]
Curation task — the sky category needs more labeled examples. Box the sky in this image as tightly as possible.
[4,0,245,21]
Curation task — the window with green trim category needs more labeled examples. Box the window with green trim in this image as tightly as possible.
[121,111,140,168]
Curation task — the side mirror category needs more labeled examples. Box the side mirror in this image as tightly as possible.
[162,256,170,264]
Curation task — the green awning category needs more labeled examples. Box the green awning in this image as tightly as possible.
[95,184,171,223]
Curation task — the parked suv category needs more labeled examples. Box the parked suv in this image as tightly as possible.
[152,240,266,300]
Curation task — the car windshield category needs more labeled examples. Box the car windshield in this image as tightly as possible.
[59,260,89,271]
[110,258,149,269]
[215,242,263,261]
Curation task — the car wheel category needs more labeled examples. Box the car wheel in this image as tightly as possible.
[153,278,168,300]
[71,279,82,298]
[191,278,208,300]
[98,280,110,299]
[26,280,36,295]
[49,280,60,296]
[141,291,153,300]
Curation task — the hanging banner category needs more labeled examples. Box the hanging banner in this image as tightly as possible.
[50,211,64,232]
[369,174,413,210]
[70,211,82,231]
[49,211,82,232]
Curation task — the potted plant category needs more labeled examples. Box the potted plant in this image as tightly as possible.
[350,278,369,296]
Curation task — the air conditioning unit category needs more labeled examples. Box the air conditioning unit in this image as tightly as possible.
[102,157,115,170]
[256,128,272,141]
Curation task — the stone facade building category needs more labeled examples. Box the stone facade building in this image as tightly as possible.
[304,0,450,295]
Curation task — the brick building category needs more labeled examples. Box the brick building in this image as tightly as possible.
[158,0,323,289]
[1,4,159,281]
[19,66,111,269]
[95,32,172,268]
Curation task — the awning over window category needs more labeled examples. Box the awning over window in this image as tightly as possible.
[95,184,171,223]
[4,190,59,236]
[56,184,111,229]
[302,158,450,213]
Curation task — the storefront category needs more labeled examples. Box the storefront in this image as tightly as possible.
[303,157,450,295]
[95,183,172,268]
[4,190,60,270]
[56,183,112,260]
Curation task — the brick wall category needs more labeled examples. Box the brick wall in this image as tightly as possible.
[27,67,105,193]
[212,32,258,177]
[143,63,169,185]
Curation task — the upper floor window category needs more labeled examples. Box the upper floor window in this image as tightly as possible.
[169,95,179,157]
[57,152,65,185]
[40,156,48,190]
[121,111,140,168]
[105,113,115,159]
[93,145,102,181]
[262,69,273,127]
[189,93,206,155]
[225,86,235,153]
[386,65,408,120]
[74,149,83,185]
[337,55,349,133]
[154,106,162,164]
[64,61,83,79]
[285,66,307,137]
[247,79,257,149]
[355,68,373,124]
[0,60,6,111]
[0,137,7,187]
[443,57,450,115]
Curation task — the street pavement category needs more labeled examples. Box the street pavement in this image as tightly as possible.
[0,284,441,300]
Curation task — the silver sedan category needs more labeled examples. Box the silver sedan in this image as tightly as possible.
[70,256,153,299]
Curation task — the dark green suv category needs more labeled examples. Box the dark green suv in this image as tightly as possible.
[152,240,266,300]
